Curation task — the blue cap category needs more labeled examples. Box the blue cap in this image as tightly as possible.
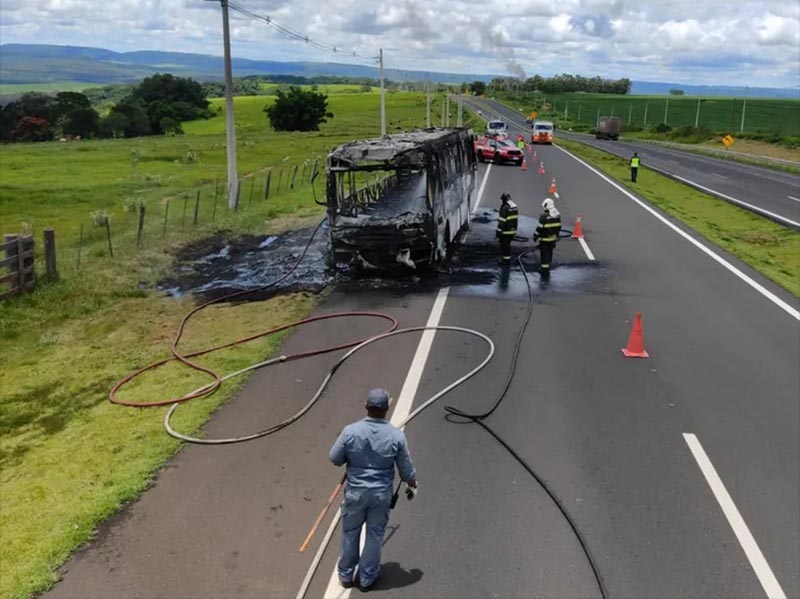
[366,388,390,410]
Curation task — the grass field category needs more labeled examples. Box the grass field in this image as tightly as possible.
[557,138,800,297]
[0,90,478,599]
[258,82,378,94]
[493,91,800,137]
[0,82,95,94]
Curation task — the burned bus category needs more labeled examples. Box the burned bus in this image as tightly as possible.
[326,128,477,270]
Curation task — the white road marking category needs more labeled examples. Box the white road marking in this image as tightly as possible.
[473,163,493,214]
[555,145,800,321]
[670,174,800,228]
[712,172,729,179]
[788,196,800,203]
[577,237,596,261]
[302,288,451,599]
[683,434,787,599]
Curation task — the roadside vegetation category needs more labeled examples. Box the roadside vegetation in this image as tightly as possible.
[491,92,800,162]
[556,138,800,298]
[0,89,480,599]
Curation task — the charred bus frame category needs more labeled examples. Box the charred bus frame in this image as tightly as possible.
[326,128,477,270]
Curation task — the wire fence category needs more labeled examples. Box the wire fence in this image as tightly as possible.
[499,93,800,136]
[2,155,327,293]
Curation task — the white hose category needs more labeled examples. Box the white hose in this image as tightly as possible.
[164,325,495,444]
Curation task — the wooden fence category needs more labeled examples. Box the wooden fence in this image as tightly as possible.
[1,234,35,299]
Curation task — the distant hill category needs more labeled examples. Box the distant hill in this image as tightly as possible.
[1,44,798,98]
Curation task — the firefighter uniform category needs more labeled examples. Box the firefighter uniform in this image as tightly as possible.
[496,194,519,265]
[534,198,561,278]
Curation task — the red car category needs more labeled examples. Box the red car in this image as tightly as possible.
[474,135,524,165]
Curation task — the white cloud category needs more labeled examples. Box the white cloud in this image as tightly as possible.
[0,0,798,87]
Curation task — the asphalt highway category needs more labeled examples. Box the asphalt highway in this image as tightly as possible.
[465,96,800,228]
[46,134,799,598]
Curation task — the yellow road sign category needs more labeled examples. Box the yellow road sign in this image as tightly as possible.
[722,134,734,147]
[529,111,538,119]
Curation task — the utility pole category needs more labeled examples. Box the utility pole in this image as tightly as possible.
[664,98,669,125]
[628,104,632,125]
[445,91,450,127]
[379,48,386,136]
[564,101,569,119]
[740,87,748,133]
[457,96,463,126]
[643,101,648,127]
[208,0,239,209]
[426,75,431,128]
[694,98,701,128]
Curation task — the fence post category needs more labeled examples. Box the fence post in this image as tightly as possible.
[212,189,219,221]
[277,169,283,194]
[290,165,298,189]
[265,171,271,200]
[248,177,255,204]
[193,191,200,225]
[162,198,170,238]
[105,220,114,258]
[181,194,188,228]
[301,161,308,183]
[4,234,19,293]
[44,228,58,280]
[136,203,146,247]
[77,224,84,271]
[235,178,242,210]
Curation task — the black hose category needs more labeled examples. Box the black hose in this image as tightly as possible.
[443,247,609,599]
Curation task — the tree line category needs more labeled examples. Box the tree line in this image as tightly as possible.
[478,73,631,95]
[0,74,212,143]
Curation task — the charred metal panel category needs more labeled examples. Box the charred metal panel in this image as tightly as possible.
[327,128,475,270]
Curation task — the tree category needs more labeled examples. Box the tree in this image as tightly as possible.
[669,88,686,96]
[63,107,100,138]
[469,81,487,96]
[105,97,151,137]
[159,117,184,136]
[132,73,210,133]
[264,86,333,131]
[12,116,54,142]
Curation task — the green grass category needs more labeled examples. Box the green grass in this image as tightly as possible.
[556,138,800,298]
[0,82,95,94]
[493,91,800,137]
[257,83,378,94]
[0,91,481,599]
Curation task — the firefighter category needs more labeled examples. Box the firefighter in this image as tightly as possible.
[496,193,518,265]
[533,197,561,279]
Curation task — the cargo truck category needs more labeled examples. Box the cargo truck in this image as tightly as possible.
[595,116,621,140]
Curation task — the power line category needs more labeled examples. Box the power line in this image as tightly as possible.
[227,2,378,65]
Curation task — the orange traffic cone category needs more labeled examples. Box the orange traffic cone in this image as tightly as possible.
[538,162,545,175]
[549,178,557,194]
[621,312,649,358]
[572,215,584,238]
[521,159,528,171]
[532,150,537,161]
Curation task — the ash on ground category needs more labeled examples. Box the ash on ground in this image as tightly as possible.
[157,212,602,303]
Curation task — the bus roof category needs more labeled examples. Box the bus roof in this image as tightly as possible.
[329,128,470,166]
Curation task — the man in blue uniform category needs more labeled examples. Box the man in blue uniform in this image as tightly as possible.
[330,389,418,591]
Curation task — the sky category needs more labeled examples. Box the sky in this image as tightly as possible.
[1,0,799,88]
